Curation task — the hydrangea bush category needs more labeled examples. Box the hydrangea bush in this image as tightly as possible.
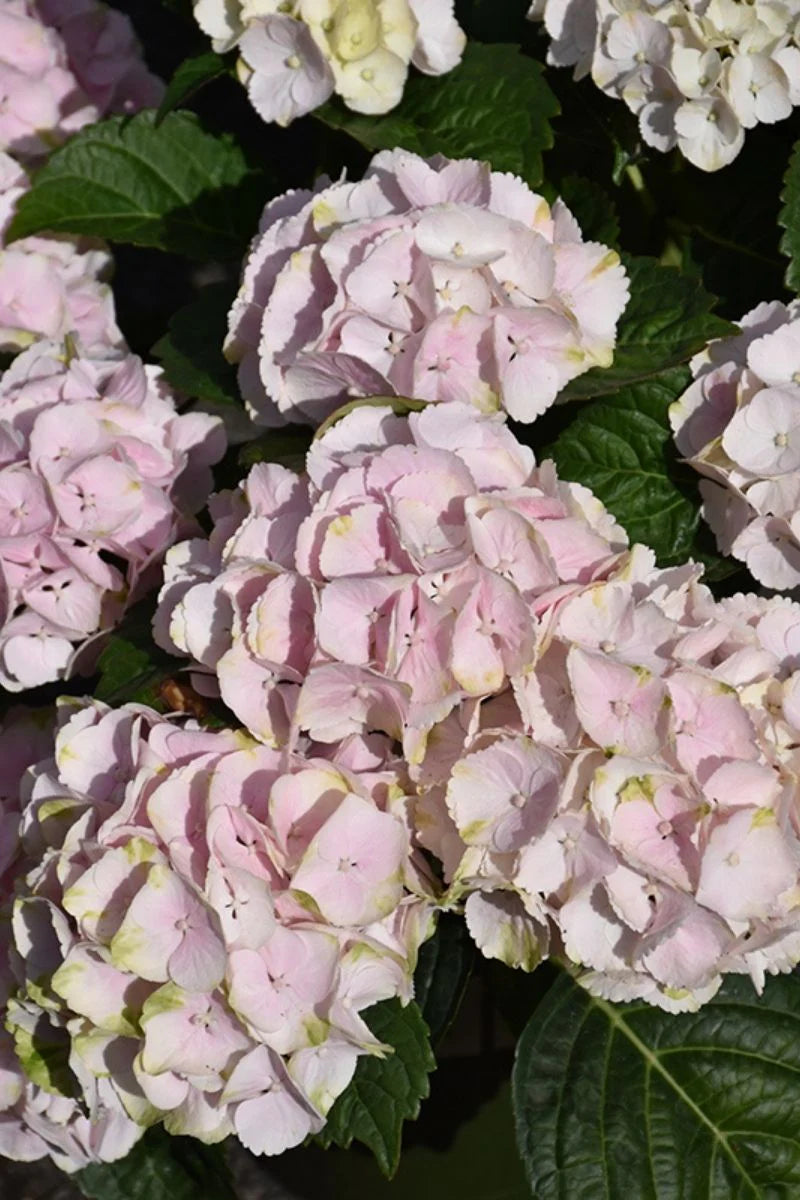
[6,0,800,1195]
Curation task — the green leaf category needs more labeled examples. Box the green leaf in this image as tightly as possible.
[318,999,435,1177]
[316,42,558,189]
[513,971,800,1199]
[238,426,313,472]
[414,914,475,1047]
[544,366,737,576]
[8,111,264,260]
[75,1129,236,1200]
[779,137,800,292]
[560,255,737,401]
[558,174,620,246]
[156,52,230,124]
[153,284,239,406]
[94,604,176,708]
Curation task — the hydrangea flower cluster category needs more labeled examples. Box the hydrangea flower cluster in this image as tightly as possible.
[671,299,800,591]
[439,567,800,1012]
[0,340,225,691]
[1,698,435,1170]
[0,706,111,1172]
[193,0,465,125]
[225,149,630,427]
[0,152,122,356]
[154,400,629,753]
[529,0,800,171]
[157,403,800,1012]
[0,0,162,161]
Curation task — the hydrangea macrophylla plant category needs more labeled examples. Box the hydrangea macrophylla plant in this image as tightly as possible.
[529,0,800,171]
[1,697,435,1167]
[156,401,800,1013]
[0,0,162,161]
[0,152,122,356]
[193,0,465,125]
[670,299,800,590]
[225,149,630,426]
[0,339,225,691]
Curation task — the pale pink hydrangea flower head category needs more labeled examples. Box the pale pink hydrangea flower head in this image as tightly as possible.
[0,339,225,691]
[225,148,630,426]
[0,706,132,1174]
[157,402,800,1012]
[194,1,465,126]
[0,0,162,161]
[530,1,800,170]
[1,698,435,1164]
[671,299,800,590]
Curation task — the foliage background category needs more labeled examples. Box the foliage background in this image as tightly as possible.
[7,0,800,1194]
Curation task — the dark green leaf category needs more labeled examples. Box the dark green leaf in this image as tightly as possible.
[558,175,620,246]
[153,283,239,405]
[75,1129,236,1200]
[238,426,313,472]
[779,137,800,292]
[414,914,475,1047]
[544,366,737,576]
[560,255,737,400]
[94,604,175,708]
[8,111,264,260]
[318,999,435,1177]
[156,52,230,124]
[316,42,558,189]
[513,970,800,1199]
[94,635,172,709]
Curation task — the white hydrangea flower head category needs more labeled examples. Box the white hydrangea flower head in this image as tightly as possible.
[193,0,466,124]
[530,0,800,170]
[671,298,800,590]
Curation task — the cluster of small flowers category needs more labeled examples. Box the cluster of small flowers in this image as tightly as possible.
[671,299,800,591]
[529,0,800,171]
[0,153,122,357]
[0,340,225,691]
[1,698,434,1170]
[0,0,162,161]
[225,148,630,427]
[156,403,800,1012]
[193,0,465,126]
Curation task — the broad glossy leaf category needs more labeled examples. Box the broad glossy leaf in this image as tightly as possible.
[8,111,264,260]
[513,971,800,1199]
[156,52,230,123]
[544,367,738,577]
[779,136,800,292]
[318,999,435,1177]
[414,913,476,1048]
[316,43,558,189]
[76,1129,236,1200]
[153,284,239,406]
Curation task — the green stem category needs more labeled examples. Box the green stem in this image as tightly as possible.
[625,163,656,216]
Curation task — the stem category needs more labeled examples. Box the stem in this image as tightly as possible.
[625,163,656,216]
